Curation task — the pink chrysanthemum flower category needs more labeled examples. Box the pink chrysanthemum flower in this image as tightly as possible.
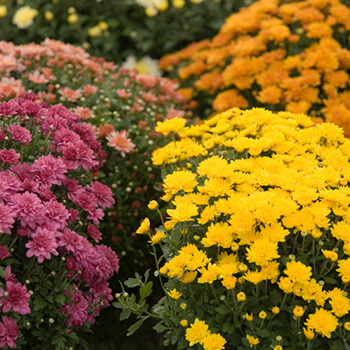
[88,181,115,209]
[0,203,15,234]
[61,289,89,327]
[0,316,18,349]
[57,228,84,254]
[8,191,45,229]
[0,246,9,260]
[0,100,19,117]
[2,281,31,315]
[95,245,120,281]
[61,141,97,170]
[25,227,58,263]
[7,124,32,145]
[87,208,104,225]
[43,200,70,230]
[0,149,20,165]
[106,130,135,157]
[87,223,102,243]
[30,154,68,186]
[54,128,81,152]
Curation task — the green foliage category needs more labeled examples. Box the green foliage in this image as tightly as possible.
[0,0,249,62]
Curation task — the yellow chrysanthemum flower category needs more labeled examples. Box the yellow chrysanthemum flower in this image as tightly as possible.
[246,335,259,347]
[202,333,227,350]
[168,288,182,300]
[149,230,166,245]
[304,308,338,338]
[135,218,150,234]
[284,260,312,284]
[201,222,235,249]
[12,6,38,29]
[246,238,279,267]
[185,319,210,346]
[328,287,350,317]
[155,117,187,136]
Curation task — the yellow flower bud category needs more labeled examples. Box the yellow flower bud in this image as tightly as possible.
[180,303,187,310]
[272,306,280,315]
[303,327,315,340]
[44,11,54,21]
[98,21,108,31]
[344,322,350,331]
[67,13,78,24]
[136,218,150,234]
[173,0,185,8]
[156,0,168,11]
[0,5,7,17]
[258,311,267,319]
[168,288,182,300]
[293,305,305,318]
[148,200,159,210]
[180,319,188,327]
[88,26,101,37]
[68,7,76,14]
[236,292,246,302]
[245,313,253,322]
[145,6,157,17]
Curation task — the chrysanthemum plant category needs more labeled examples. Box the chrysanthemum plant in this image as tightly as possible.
[0,0,248,62]
[159,0,350,135]
[0,39,189,273]
[115,108,350,349]
[0,95,119,349]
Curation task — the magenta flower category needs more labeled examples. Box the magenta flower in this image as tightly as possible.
[95,245,120,281]
[31,154,68,186]
[61,289,89,327]
[0,149,20,165]
[44,200,70,230]
[0,203,15,234]
[0,171,22,201]
[87,208,104,225]
[0,316,18,348]
[7,124,32,145]
[73,190,97,212]
[25,227,59,263]
[0,246,9,260]
[87,223,102,243]
[2,281,31,315]
[0,100,19,117]
[57,228,84,254]
[8,191,45,229]
[88,181,115,209]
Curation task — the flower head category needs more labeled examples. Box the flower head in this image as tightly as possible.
[106,130,135,157]
[12,6,38,29]
[304,308,338,338]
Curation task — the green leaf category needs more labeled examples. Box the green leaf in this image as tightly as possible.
[127,318,147,336]
[124,278,140,288]
[54,293,66,306]
[119,308,131,321]
[257,329,271,337]
[139,281,153,300]
[52,335,66,349]
[33,297,47,311]
[153,322,168,333]
[222,322,236,334]
[215,304,230,315]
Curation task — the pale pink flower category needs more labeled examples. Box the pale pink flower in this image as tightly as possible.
[106,130,135,157]
[2,281,31,315]
[0,203,15,234]
[8,191,45,229]
[0,316,18,348]
[74,107,93,120]
[116,89,131,99]
[25,227,58,263]
[83,84,98,95]
[58,87,82,102]
[28,70,49,84]
[7,124,32,145]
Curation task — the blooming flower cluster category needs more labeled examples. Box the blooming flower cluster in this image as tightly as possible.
[159,0,350,135]
[135,108,350,348]
[0,95,118,348]
[0,39,189,270]
[0,0,248,63]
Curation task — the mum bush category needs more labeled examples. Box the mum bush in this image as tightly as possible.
[116,108,350,349]
[159,0,350,135]
[0,0,248,62]
[0,39,189,272]
[0,94,119,349]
